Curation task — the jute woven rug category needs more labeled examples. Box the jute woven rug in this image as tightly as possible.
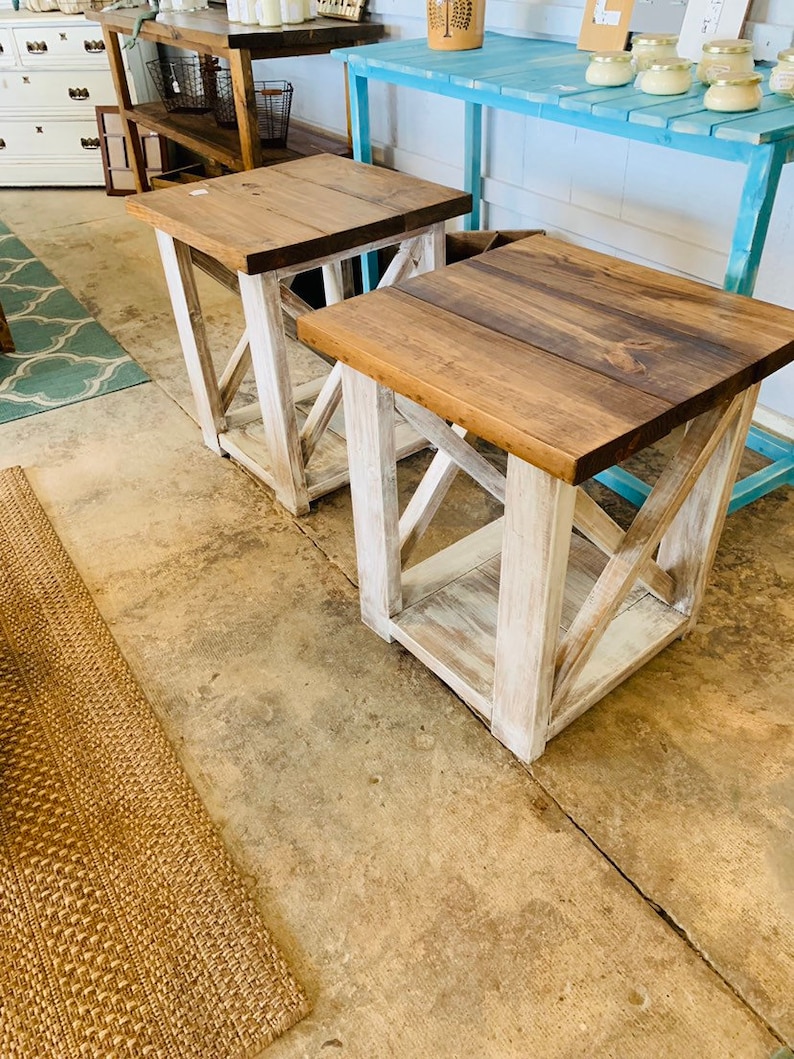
[0,466,310,1057]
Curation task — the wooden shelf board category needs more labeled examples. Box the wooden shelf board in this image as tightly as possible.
[125,103,246,169]
[125,105,350,173]
[391,532,683,735]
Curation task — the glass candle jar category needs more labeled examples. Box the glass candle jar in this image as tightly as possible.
[769,49,794,96]
[704,72,763,112]
[641,58,693,96]
[585,51,634,87]
[697,39,754,84]
[630,33,679,72]
[256,0,281,24]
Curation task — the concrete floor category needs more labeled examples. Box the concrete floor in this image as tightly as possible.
[1,187,792,1059]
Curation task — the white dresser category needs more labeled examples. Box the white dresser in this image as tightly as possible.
[0,8,155,186]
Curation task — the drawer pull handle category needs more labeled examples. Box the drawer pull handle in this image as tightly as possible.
[0,139,5,150]
[81,137,101,150]
[69,87,90,100]
[84,40,105,53]
[26,41,48,53]
[0,44,4,54]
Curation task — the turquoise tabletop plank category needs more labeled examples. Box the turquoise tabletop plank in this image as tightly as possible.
[670,92,794,138]
[591,83,706,121]
[714,105,794,142]
[628,90,711,127]
[448,43,577,90]
[497,59,591,103]
[557,83,639,113]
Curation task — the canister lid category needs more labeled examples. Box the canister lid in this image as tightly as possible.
[776,48,794,63]
[707,72,763,86]
[631,33,678,46]
[589,50,632,63]
[701,38,754,54]
[648,58,693,71]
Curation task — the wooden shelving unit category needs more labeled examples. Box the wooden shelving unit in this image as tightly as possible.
[93,8,384,190]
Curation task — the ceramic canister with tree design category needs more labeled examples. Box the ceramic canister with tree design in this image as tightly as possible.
[427,0,484,50]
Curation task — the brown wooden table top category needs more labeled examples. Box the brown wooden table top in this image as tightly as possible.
[93,8,384,55]
[297,236,794,484]
[127,154,471,274]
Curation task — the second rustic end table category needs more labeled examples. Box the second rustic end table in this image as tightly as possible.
[127,153,471,514]
[299,236,794,763]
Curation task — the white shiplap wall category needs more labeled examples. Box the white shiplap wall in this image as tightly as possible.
[256,0,794,414]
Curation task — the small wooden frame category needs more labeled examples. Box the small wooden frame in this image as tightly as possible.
[298,236,794,763]
[95,106,168,197]
[127,154,471,514]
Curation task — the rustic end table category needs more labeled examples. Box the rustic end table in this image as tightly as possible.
[298,236,794,763]
[127,153,471,514]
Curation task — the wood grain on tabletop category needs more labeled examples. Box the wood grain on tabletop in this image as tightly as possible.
[297,238,794,485]
[126,156,470,274]
[501,237,794,362]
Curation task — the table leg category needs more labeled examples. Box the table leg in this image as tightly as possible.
[238,271,309,515]
[463,101,483,232]
[102,27,148,193]
[491,457,576,763]
[341,365,401,640]
[347,66,379,292]
[723,142,786,297]
[657,384,759,626]
[228,49,263,171]
[155,230,226,453]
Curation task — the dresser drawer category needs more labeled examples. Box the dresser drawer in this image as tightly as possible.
[0,67,115,113]
[0,28,14,67]
[0,117,103,159]
[12,21,108,66]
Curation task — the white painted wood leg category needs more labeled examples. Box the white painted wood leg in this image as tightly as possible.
[238,270,309,516]
[321,259,355,305]
[491,456,576,764]
[658,384,760,627]
[341,365,401,640]
[155,230,225,454]
[418,222,446,273]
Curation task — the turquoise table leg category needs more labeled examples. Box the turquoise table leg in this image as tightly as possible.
[347,64,379,291]
[723,142,786,297]
[600,141,792,513]
[463,101,483,231]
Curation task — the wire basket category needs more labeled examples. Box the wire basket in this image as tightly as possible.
[213,77,294,148]
[146,57,217,114]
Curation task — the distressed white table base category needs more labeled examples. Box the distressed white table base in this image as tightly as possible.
[343,365,760,764]
[154,223,445,515]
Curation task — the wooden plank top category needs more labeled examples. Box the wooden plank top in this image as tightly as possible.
[93,8,383,55]
[126,154,471,273]
[297,237,794,484]
[332,34,794,147]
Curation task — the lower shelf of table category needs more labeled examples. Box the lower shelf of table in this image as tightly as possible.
[125,103,350,173]
[391,521,687,738]
[219,399,424,502]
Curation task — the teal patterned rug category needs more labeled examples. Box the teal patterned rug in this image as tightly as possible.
[0,220,148,424]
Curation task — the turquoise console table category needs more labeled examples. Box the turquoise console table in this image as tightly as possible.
[331,33,794,510]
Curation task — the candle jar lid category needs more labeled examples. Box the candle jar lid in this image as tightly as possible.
[631,33,678,46]
[648,58,693,71]
[776,48,794,64]
[708,71,763,86]
[589,50,632,62]
[701,39,754,54]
